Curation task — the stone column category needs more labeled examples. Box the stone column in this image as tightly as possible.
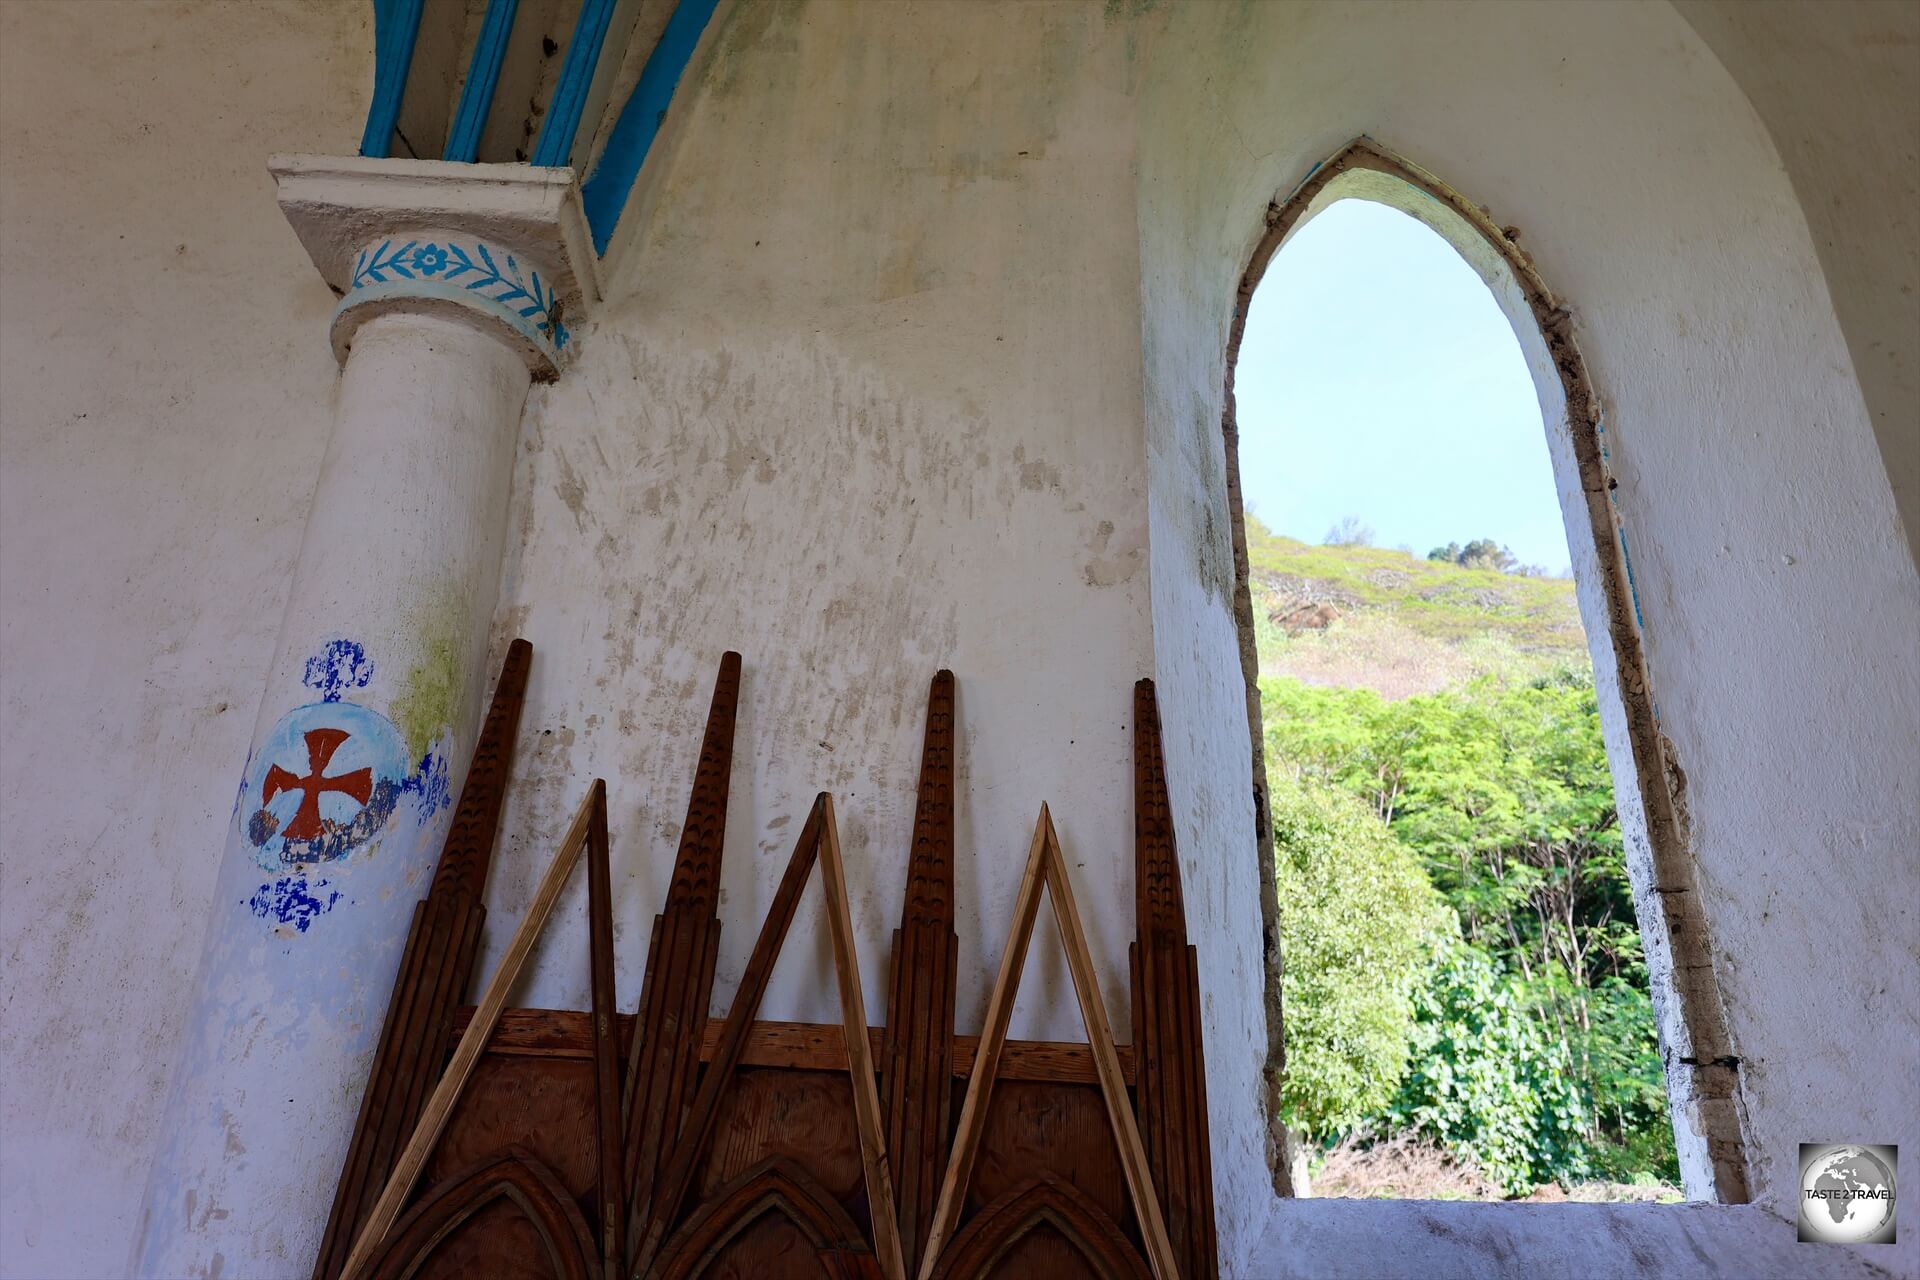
[132,158,598,1277]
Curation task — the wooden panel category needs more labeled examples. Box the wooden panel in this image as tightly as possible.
[698,1068,865,1207]
[312,638,531,1280]
[410,1196,557,1280]
[424,1056,1137,1267]
[461,1010,1134,1085]
[361,1153,596,1280]
[339,782,600,1278]
[427,1055,601,1197]
[931,1178,1149,1280]
[654,1158,883,1280]
[323,669,1222,1280]
[966,1082,1128,1225]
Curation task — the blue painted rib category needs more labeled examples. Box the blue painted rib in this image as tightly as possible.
[360,0,427,158]
[530,0,621,168]
[580,0,721,253]
[444,0,520,162]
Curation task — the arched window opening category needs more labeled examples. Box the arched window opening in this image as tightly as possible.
[1225,143,1749,1205]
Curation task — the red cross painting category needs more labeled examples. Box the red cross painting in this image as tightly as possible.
[242,700,409,868]
[262,728,374,842]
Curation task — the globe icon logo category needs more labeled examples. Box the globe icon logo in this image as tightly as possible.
[1799,1144,1897,1244]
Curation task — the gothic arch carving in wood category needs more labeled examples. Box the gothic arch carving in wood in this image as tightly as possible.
[359,1150,597,1280]
[926,1177,1149,1280]
[650,1158,882,1280]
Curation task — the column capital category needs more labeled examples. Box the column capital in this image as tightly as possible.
[270,155,603,379]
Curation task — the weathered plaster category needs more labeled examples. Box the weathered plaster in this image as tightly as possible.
[1675,0,1920,572]
[1135,1,1918,1271]
[484,0,1154,1048]
[1252,1197,1893,1280]
[133,308,530,1277]
[0,5,372,1276]
[2,1,1915,1276]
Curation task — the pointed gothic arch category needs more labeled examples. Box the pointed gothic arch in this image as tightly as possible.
[927,1176,1151,1280]
[1224,137,1751,1202]
[358,1150,597,1280]
[651,1158,882,1279]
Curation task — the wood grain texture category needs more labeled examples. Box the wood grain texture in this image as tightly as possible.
[341,781,601,1280]
[422,1054,1146,1276]
[463,1011,1133,1084]
[927,1177,1150,1280]
[628,796,828,1276]
[817,796,906,1280]
[918,809,1053,1279]
[1130,680,1218,1279]
[883,672,958,1276]
[359,1151,597,1280]
[313,638,532,1280]
[653,1158,883,1280]
[623,653,740,1250]
[1038,809,1178,1280]
[589,775,625,1276]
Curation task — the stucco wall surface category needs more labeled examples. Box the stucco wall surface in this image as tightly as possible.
[1252,1197,1890,1280]
[3,1,1918,1277]
[1133,0,1919,1272]
[1675,0,1920,572]
[483,0,1161,1174]
[0,4,371,1277]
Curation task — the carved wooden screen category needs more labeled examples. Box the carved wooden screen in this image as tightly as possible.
[317,651,1219,1279]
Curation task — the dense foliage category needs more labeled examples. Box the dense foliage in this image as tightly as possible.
[1270,771,1450,1137]
[1264,667,1677,1191]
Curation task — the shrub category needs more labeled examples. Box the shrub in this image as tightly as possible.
[1388,942,1592,1194]
[1272,771,1451,1139]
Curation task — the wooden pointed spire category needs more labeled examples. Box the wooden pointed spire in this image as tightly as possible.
[620,652,741,1255]
[883,671,959,1274]
[1129,679,1218,1279]
[312,638,534,1280]
[585,775,624,1275]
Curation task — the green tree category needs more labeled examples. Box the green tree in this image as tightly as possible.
[1388,942,1593,1194]
[1427,538,1519,573]
[1271,770,1451,1139]
[1262,667,1677,1185]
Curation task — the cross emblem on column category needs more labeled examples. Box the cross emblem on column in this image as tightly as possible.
[263,727,374,841]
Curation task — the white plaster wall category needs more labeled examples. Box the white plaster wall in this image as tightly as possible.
[1252,1198,1891,1280]
[1134,0,1920,1273]
[4,1,1916,1277]
[0,4,371,1276]
[1675,0,1920,571]
[484,0,1154,1059]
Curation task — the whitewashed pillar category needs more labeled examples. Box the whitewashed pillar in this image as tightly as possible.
[132,158,598,1278]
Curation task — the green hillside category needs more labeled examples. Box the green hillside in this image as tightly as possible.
[1245,517,1588,698]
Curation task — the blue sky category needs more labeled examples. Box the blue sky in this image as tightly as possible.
[1235,199,1571,575]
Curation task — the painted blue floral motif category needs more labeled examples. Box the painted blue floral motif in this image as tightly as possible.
[246,875,342,932]
[304,639,373,702]
[351,238,569,349]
